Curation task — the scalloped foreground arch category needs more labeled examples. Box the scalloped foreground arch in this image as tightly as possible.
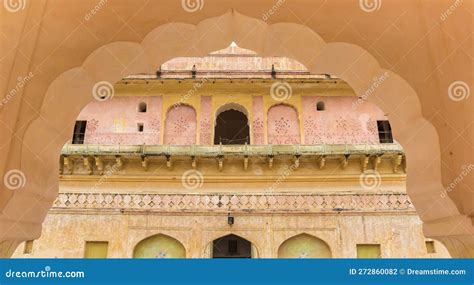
[1,10,472,257]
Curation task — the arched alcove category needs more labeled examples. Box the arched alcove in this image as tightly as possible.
[164,105,197,145]
[267,104,300,145]
[133,234,186,258]
[278,233,332,258]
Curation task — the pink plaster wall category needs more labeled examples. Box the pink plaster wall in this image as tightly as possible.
[77,97,161,145]
[252,96,265,144]
[75,96,388,146]
[163,105,197,145]
[200,96,212,145]
[302,97,387,144]
[267,104,301,145]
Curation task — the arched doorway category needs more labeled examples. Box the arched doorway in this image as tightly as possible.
[211,234,252,258]
[133,234,186,258]
[214,104,250,145]
[278,234,332,258]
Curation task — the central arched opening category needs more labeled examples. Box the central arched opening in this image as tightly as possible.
[214,104,250,145]
[212,234,252,258]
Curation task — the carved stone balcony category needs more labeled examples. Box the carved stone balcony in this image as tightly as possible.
[61,143,404,158]
[59,143,406,176]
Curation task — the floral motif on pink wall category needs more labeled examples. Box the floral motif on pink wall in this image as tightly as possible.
[80,96,162,145]
[252,96,265,144]
[149,118,161,134]
[164,105,197,145]
[253,117,264,145]
[87,119,99,133]
[367,119,377,137]
[200,96,212,145]
[302,97,384,144]
[267,104,301,145]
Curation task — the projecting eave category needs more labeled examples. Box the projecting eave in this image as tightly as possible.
[59,143,406,177]
[113,77,355,97]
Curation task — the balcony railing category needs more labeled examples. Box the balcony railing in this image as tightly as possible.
[61,143,404,157]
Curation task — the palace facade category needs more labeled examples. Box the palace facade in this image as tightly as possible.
[12,44,450,258]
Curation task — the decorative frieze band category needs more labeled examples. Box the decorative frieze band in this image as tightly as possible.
[53,192,414,213]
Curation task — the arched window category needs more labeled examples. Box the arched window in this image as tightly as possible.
[164,105,197,145]
[278,233,332,258]
[316,101,325,111]
[133,234,186,258]
[214,104,249,145]
[138,102,147,113]
[267,104,300,144]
